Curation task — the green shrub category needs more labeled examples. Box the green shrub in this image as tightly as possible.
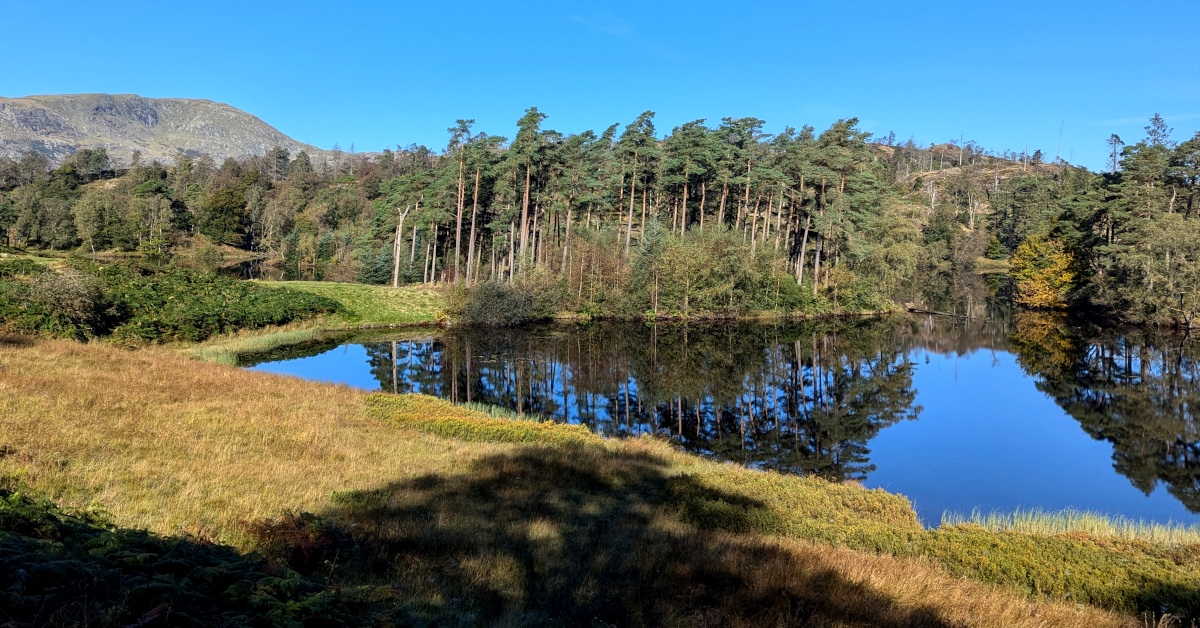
[0,258,47,278]
[458,280,543,326]
[99,265,344,343]
[0,262,344,343]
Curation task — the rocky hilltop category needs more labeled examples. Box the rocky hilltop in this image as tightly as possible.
[0,93,327,166]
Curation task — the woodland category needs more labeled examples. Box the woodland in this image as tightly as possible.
[2,111,1198,325]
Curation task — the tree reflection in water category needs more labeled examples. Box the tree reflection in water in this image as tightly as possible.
[255,296,1200,515]
[363,320,921,482]
[1010,313,1200,512]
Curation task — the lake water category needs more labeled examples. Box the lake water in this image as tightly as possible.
[248,308,1200,526]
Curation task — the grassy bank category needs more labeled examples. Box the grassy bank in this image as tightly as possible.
[175,282,442,363]
[0,335,1185,625]
[258,280,444,327]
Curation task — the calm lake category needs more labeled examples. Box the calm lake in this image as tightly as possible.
[248,306,1200,526]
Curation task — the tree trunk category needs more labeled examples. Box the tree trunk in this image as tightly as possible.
[740,160,752,229]
[508,222,516,283]
[519,163,531,270]
[561,187,574,273]
[640,180,648,239]
[796,214,811,283]
[774,187,784,253]
[453,152,465,281]
[391,206,410,288]
[680,159,689,238]
[718,179,728,227]
[812,238,822,296]
[625,151,637,254]
[749,193,762,254]
[409,199,421,266]
[699,180,706,233]
[466,168,480,285]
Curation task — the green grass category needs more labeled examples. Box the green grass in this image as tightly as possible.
[367,393,601,446]
[942,507,1200,547]
[258,281,443,327]
[182,282,445,364]
[190,327,326,365]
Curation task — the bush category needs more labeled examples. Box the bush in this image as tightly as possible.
[0,262,345,343]
[29,269,105,323]
[0,482,364,626]
[459,280,543,326]
[99,265,344,343]
[0,258,47,278]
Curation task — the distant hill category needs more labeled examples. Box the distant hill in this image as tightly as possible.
[0,93,328,166]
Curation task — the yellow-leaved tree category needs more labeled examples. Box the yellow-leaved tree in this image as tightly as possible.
[1009,237,1074,309]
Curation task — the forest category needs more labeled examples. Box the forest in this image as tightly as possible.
[1,110,1197,324]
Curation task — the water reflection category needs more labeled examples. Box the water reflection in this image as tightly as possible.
[248,308,1200,520]
[1011,313,1200,512]
[355,320,929,481]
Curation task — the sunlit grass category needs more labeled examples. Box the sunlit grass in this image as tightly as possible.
[942,507,1200,547]
[257,281,443,327]
[182,282,444,363]
[187,326,326,364]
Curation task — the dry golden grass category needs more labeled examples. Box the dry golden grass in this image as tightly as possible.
[0,335,1142,626]
[0,334,510,543]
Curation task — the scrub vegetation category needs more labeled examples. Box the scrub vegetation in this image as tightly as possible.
[0,335,1190,625]
[0,259,342,342]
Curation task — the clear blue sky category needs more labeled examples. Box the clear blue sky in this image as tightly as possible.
[3,0,1197,171]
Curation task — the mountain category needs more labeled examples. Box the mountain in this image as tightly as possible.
[0,93,328,166]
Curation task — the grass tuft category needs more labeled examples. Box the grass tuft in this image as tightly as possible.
[943,507,1200,547]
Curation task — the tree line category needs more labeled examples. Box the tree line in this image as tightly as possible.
[1,107,1133,319]
[987,115,1200,326]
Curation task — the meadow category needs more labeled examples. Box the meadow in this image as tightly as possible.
[2,334,1196,625]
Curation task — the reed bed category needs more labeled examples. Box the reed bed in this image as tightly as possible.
[942,507,1200,546]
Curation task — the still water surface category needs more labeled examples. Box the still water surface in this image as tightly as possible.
[249,309,1200,525]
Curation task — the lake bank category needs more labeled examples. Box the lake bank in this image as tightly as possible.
[0,334,1195,624]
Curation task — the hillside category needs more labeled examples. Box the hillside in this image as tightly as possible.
[0,93,328,166]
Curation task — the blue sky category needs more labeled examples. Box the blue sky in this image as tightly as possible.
[3,0,1197,171]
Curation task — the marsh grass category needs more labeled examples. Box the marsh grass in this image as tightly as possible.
[188,325,327,364]
[942,507,1200,547]
[0,335,1181,626]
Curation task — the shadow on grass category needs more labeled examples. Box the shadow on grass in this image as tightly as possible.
[256,445,960,627]
[0,484,357,627]
[0,333,34,347]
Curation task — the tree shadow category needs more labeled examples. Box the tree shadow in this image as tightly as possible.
[0,333,34,348]
[265,445,962,627]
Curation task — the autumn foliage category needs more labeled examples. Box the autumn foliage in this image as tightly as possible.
[1009,237,1075,309]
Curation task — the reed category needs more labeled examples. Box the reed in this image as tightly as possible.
[942,507,1200,546]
